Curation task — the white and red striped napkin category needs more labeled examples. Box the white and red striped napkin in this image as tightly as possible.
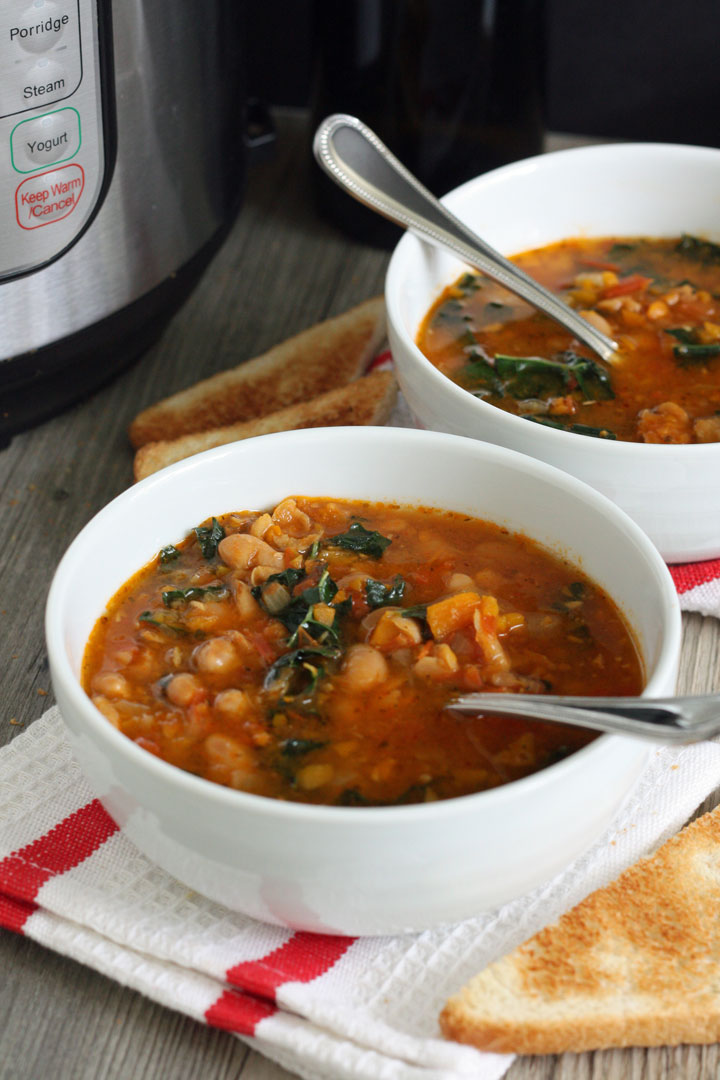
[3,352,719,1076]
[668,561,720,618]
[3,706,720,1080]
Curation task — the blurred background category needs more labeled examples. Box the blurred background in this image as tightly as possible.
[245,0,720,148]
[241,0,720,248]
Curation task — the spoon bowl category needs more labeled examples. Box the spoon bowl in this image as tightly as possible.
[313,113,619,366]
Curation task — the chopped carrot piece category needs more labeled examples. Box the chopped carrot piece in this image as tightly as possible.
[426,592,481,640]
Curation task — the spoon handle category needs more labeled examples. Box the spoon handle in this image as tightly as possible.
[446,692,720,744]
[313,113,618,366]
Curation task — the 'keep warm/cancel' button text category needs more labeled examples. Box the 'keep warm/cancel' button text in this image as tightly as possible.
[15,163,84,228]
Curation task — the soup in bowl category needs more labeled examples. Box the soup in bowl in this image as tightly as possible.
[386,142,720,561]
[46,427,680,934]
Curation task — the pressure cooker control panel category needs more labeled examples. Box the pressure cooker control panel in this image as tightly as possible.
[0,0,106,280]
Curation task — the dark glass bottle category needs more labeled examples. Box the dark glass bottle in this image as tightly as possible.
[310,0,546,247]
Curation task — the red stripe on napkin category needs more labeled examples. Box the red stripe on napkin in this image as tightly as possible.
[226,931,355,1000]
[0,890,39,933]
[0,799,118,929]
[669,558,720,594]
[367,348,393,372]
[204,988,277,1035]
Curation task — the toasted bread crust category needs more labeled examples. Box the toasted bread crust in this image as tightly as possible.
[133,370,397,481]
[129,297,386,448]
[440,806,720,1054]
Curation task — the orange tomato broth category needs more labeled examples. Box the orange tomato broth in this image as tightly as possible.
[82,497,643,806]
[417,235,720,443]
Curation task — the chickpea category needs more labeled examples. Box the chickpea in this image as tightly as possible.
[166,672,204,707]
[91,671,131,699]
[647,300,668,320]
[204,734,255,787]
[193,636,239,675]
[184,701,212,739]
[204,732,253,767]
[218,533,283,571]
[446,572,474,592]
[341,643,389,691]
[214,688,251,720]
[126,647,162,681]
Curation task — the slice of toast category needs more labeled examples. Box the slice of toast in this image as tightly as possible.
[129,296,386,448]
[133,369,397,481]
[440,804,720,1054]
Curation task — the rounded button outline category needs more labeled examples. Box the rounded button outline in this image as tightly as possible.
[10,106,81,173]
[15,162,85,230]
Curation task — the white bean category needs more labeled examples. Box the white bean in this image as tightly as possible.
[218,533,283,571]
[341,644,388,691]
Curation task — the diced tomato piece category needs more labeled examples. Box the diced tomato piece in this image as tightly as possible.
[578,257,621,272]
[251,632,278,663]
[601,274,652,298]
[349,591,369,619]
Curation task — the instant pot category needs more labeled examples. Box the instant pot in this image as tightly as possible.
[0,0,246,438]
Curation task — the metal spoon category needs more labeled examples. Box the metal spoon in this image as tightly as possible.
[446,692,720,744]
[313,113,619,366]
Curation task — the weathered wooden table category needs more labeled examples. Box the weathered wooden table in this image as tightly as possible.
[1,111,719,1080]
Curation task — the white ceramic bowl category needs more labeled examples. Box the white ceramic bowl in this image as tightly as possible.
[46,427,681,935]
[386,142,720,563]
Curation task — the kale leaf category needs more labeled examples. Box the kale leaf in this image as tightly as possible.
[280,738,327,758]
[675,234,720,265]
[365,575,407,609]
[161,585,228,607]
[264,645,341,690]
[159,544,181,564]
[194,517,225,559]
[325,521,392,558]
[525,416,617,439]
[561,351,615,400]
[461,351,503,394]
[665,327,720,365]
[138,610,187,636]
[494,352,614,402]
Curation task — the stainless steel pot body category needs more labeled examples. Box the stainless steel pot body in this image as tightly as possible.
[0,0,244,426]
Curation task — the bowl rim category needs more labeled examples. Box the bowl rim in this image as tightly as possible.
[46,426,682,826]
[385,139,720,457]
